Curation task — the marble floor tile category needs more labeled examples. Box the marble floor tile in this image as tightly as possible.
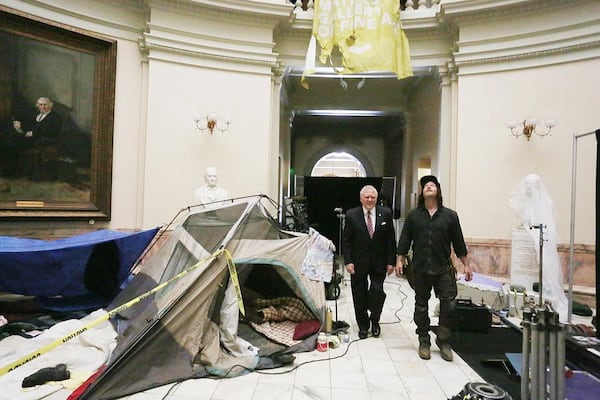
[329,370,368,390]
[209,374,258,400]
[365,372,405,392]
[251,382,294,400]
[387,347,424,363]
[361,358,397,374]
[425,360,470,379]
[172,378,219,399]
[294,363,332,387]
[400,375,447,398]
[367,390,410,400]
[393,359,431,377]
[292,385,331,400]
[330,387,370,400]
[328,355,364,373]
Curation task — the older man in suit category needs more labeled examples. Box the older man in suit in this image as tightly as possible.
[2,97,63,179]
[343,185,396,339]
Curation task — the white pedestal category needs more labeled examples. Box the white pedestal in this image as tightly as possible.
[510,227,539,293]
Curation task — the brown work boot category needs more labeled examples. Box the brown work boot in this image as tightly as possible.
[418,335,431,360]
[435,326,453,361]
[435,338,453,361]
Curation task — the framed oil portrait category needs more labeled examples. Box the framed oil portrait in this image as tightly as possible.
[0,6,116,220]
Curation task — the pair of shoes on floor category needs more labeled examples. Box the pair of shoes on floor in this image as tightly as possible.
[358,321,381,339]
[371,321,381,337]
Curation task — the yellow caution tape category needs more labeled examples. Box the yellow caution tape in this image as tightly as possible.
[0,248,231,377]
[224,249,245,316]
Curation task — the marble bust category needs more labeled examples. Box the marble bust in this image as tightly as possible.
[194,167,228,208]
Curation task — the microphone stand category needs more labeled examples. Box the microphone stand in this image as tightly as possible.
[333,208,348,329]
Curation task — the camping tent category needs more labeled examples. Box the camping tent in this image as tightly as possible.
[75,196,332,399]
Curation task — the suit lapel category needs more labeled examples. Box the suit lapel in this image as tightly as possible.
[372,207,380,238]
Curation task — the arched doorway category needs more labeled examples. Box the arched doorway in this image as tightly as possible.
[310,151,367,177]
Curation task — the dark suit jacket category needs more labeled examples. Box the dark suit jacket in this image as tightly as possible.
[29,111,63,144]
[342,205,396,276]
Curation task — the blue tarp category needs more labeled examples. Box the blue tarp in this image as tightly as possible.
[0,228,159,310]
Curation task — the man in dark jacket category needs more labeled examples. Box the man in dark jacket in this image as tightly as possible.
[343,185,396,339]
[1,97,63,178]
[396,175,472,361]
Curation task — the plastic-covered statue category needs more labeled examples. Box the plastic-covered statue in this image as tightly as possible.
[508,174,568,321]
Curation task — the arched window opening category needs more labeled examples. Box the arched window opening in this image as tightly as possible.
[311,152,367,177]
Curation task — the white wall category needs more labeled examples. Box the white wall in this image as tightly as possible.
[142,61,274,228]
[110,39,148,228]
[447,0,600,244]
[455,58,599,243]
[406,76,441,197]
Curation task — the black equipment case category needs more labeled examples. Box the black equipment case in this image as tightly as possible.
[455,298,492,333]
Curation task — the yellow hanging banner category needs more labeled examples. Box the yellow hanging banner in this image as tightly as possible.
[303,0,412,88]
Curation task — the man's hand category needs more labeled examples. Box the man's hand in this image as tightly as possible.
[345,263,355,275]
[395,255,405,277]
[463,266,473,282]
[13,120,23,133]
[386,265,394,276]
[459,256,473,281]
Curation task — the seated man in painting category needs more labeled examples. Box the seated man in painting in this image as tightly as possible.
[1,97,64,180]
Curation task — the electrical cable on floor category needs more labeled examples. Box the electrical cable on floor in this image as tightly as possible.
[160,381,181,399]
[382,277,410,324]
[339,276,410,325]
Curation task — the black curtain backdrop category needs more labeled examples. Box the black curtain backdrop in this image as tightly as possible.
[304,177,383,250]
[596,129,600,338]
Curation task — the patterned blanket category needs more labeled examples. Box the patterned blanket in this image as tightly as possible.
[250,320,300,347]
[249,297,315,346]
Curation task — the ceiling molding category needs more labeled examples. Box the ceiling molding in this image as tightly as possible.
[148,0,293,23]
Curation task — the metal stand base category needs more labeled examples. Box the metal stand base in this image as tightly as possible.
[521,305,565,400]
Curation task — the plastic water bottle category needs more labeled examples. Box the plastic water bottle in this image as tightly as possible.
[317,332,328,352]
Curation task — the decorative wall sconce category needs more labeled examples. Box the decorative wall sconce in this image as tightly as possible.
[508,118,555,140]
[193,114,230,134]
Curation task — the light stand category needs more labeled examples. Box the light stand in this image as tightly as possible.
[521,305,565,400]
[521,223,565,400]
[331,207,349,332]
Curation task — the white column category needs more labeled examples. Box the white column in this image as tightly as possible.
[437,62,458,206]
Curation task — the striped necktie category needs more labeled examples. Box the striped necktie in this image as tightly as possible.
[367,211,374,238]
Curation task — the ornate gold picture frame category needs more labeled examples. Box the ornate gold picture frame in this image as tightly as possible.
[0,6,116,220]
